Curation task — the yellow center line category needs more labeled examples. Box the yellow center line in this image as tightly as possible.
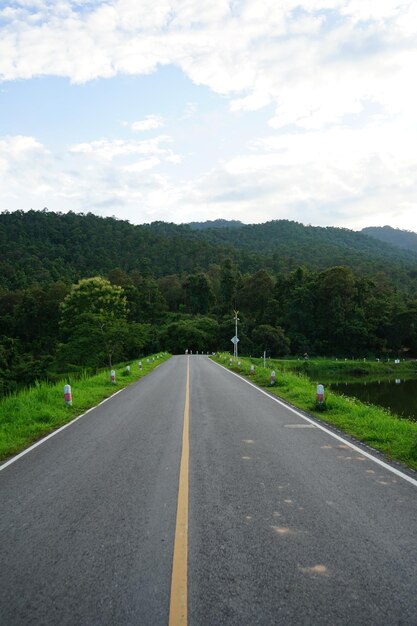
[169,356,190,626]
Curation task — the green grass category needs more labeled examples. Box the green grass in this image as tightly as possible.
[0,353,171,462]
[213,354,417,471]
[252,356,417,378]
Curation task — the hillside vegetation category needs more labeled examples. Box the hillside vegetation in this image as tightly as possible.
[2,210,417,290]
[362,225,417,255]
[1,209,417,395]
[189,219,417,287]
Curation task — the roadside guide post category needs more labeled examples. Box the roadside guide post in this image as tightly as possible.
[232,310,240,358]
[110,369,116,384]
[64,384,72,406]
[270,370,276,385]
[316,384,324,405]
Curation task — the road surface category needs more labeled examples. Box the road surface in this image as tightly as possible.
[1,355,416,625]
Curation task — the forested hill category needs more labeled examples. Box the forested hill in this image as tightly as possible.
[190,219,417,269]
[2,209,417,394]
[362,226,417,254]
[188,219,244,230]
[0,210,257,290]
[189,219,417,293]
[2,210,417,291]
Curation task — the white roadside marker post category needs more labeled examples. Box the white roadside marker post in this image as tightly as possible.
[110,369,116,384]
[270,370,276,385]
[64,384,72,406]
[316,384,324,405]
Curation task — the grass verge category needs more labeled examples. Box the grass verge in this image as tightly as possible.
[253,356,417,379]
[213,354,417,472]
[0,353,171,462]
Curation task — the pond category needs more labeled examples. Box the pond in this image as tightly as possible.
[325,377,417,422]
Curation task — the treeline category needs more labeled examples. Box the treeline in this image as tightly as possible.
[362,225,417,255]
[0,210,257,289]
[3,210,417,292]
[188,219,417,289]
[1,258,417,396]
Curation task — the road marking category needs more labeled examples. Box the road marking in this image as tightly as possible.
[0,387,128,472]
[0,361,171,472]
[169,357,190,626]
[211,360,417,488]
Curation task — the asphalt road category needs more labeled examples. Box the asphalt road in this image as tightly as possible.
[1,355,416,625]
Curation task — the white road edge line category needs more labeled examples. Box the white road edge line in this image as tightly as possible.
[0,387,127,472]
[211,359,417,488]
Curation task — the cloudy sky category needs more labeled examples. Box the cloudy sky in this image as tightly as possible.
[1,0,417,230]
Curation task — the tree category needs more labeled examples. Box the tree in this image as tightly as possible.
[183,273,214,315]
[158,275,183,311]
[158,316,219,353]
[251,324,290,357]
[239,269,275,324]
[313,266,358,355]
[13,282,68,357]
[219,259,238,314]
[59,277,128,368]
[279,268,316,352]
[388,302,417,356]
[125,276,167,324]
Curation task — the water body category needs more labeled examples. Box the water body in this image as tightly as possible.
[327,377,417,422]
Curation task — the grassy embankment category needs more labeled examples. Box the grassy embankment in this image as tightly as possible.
[212,354,417,471]
[265,356,417,383]
[0,353,171,462]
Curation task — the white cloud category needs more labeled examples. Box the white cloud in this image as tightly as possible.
[2,0,417,129]
[131,115,164,131]
[69,135,177,160]
[122,157,161,172]
[1,1,417,229]
[3,106,416,231]
[0,132,184,219]
[0,134,45,158]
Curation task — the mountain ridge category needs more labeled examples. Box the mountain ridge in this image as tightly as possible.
[1,210,417,292]
[361,225,417,254]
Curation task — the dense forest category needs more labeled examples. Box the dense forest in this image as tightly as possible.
[362,225,417,255]
[1,209,417,395]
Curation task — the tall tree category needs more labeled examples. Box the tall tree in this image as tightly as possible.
[219,259,239,314]
[59,277,128,368]
[183,273,214,315]
[251,324,290,357]
[239,269,275,324]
